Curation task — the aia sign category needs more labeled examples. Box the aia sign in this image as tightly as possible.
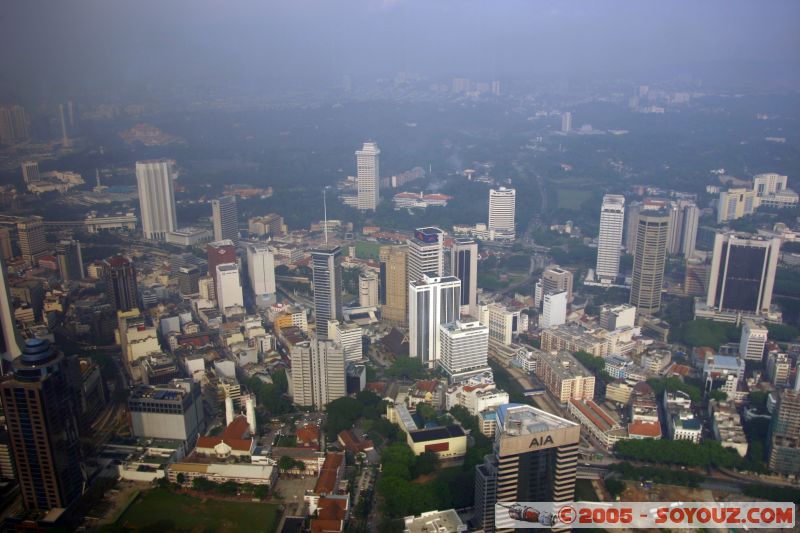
[529,435,554,448]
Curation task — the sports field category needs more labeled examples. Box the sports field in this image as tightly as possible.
[556,188,593,210]
[115,488,280,532]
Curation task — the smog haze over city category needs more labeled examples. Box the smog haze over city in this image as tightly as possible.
[0,2,799,532]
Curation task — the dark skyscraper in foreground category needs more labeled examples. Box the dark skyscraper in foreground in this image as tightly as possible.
[211,195,239,244]
[706,232,780,314]
[311,246,343,339]
[451,238,478,317]
[474,404,580,532]
[104,255,138,312]
[1,339,83,511]
[56,240,84,282]
[629,209,669,315]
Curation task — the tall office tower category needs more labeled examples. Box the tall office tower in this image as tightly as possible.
[312,246,343,339]
[246,243,276,308]
[136,159,177,241]
[56,240,83,281]
[211,195,239,244]
[104,255,138,312]
[491,80,501,96]
[356,142,380,211]
[380,245,408,325]
[129,380,204,441]
[596,195,626,282]
[408,275,461,368]
[561,111,572,133]
[58,103,70,147]
[198,275,216,302]
[488,187,516,241]
[247,213,286,237]
[753,173,788,197]
[439,320,489,382]
[473,405,580,533]
[177,266,201,297]
[451,238,479,317]
[624,201,642,254]
[680,202,700,258]
[599,303,637,331]
[541,265,573,303]
[667,200,700,257]
[768,387,800,476]
[290,338,346,409]
[684,253,710,296]
[207,239,237,294]
[717,188,758,223]
[706,232,781,315]
[739,320,768,363]
[0,339,83,511]
[67,101,75,127]
[630,209,670,314]
[0,258,23,365]
[407,227,444,282]
[358,271,378,307]
[21,160,40,184]
[0,105,28,142]
[216,263,244,313]
[330,320,363,362]
[541,291,568,329]
[17,217,47,263]
[0,228,13,261]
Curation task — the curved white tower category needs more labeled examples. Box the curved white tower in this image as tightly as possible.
[225,394,234,427]
[245,394,257,435]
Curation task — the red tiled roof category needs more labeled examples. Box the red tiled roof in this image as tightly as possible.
[196,416,253,452]
[107,255,131,267]
[570,399,617,432]
[310,520,344,533]
[415,380,438,393]
[632,382,654,395]
[365,382,386,395]
[627,421,662,438]
[314,452,344,494]
[668,364,692,377]
[462,383,492,393]
[337,430,374,454]
[317,496,348,520]
[297,424,320,444]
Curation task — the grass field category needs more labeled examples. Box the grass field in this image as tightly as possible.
[354,240,382,260]
[556,189,593,210]
[115,488,280,532]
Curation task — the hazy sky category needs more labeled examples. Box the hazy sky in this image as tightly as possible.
[1,0,799,99]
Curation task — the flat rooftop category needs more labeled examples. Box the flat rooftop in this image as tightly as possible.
[496,404,577,437]
[408,425,465,443]
[538,350,593,380]
[404,509,465,533]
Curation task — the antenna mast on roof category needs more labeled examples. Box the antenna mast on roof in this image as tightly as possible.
[323,186,329,245]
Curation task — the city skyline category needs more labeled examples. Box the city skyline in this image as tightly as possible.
[0,2,798,530]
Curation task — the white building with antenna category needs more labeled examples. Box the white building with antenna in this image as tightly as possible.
[488,187,515,241]
[356,142,380,211]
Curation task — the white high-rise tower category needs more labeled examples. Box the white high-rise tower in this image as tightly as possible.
[596,194,625,283]
[216,263,244,314]
[488,187,516,241]
[409,275,461,368]
[407,227,444,283]
[136,159,177,241]
[212,195,239,244]
[246,243,276,308]
[356,142,380,211]
[0,258,23,367]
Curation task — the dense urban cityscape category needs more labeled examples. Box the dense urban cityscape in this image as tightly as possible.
[0,2,799,532]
